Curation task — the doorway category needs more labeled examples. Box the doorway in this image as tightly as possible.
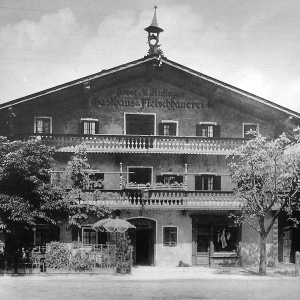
[127,218,156,266]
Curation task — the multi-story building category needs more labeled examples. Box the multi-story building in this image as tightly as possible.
[1,9,300,267]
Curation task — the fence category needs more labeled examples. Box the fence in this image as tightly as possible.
[0,243,118,274]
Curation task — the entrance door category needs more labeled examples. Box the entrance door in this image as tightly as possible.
[127,218,156,266]
[196,225,211,265]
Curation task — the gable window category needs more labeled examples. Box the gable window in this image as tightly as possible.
[158,121,178,136]
[81,118,99,135]
[196,123,220,137]
[243,123,258,139]
[34,117,52,134]
[125,113,155,135]
[163,227,177,247]
[156,174,183,185]
[195,175,221,191]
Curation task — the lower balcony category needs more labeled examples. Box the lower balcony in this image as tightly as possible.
[17,134,245,155]
[70,189,241,210]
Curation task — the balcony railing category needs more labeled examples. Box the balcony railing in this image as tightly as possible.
[16,134,246,155]
[68,189,241,210]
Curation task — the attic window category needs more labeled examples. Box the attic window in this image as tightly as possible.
[34,117,52,134]
[243,123,259,139]
[81,118,99,135]
[158,120,178,136]
[196,123,220,138]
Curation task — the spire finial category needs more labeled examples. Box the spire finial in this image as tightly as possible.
[144,6,164,56]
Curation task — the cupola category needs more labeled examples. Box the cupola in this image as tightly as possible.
[145,6,164,56]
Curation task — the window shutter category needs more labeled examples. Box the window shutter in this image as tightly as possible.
[196,124,204,136]
[158,123,164,135]
[80,121,84,134]
[213,176,221,190]
[195,175,203,190]
[95,121,99,134]
[50,227,60,242]
[169,123,177,136]
[156,175,164,184]
[72,227,81,242]
[213,125,220,138]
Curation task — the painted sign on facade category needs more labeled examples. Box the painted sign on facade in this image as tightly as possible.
[90,87,206,110]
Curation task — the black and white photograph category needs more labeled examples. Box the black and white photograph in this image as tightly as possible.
[0,1,300,299]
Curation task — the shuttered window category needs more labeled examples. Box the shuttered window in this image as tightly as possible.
[244,124,258,139]
[81,119,99,135]
[163,227,177,246]
[196,124,220,137]
[158,122,177,136]
[34,117,51,134]
[156,175,183,185]
[195,175,221,191]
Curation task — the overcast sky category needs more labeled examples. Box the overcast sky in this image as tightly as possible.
[1,0,300,113]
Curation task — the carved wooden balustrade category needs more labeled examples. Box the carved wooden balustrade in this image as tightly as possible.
[68,189,241,210]
[17,134,246,155]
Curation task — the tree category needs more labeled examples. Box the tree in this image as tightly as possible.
[64,144,110,229]
[0,137,110,250]
[0,137,67,249]
[227,133,300,275]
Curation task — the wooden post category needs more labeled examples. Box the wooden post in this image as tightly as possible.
[295,251,300,277]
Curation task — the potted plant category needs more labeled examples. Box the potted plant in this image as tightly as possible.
[115,233,133,274]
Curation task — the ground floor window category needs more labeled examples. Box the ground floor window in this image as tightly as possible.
[195,222,240,253]
[82,227,108,245]
[163,226,177,247]
[35,227,50,246]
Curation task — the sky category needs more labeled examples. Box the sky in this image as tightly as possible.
[1,0,300,113]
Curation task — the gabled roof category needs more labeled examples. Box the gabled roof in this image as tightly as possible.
[1,54,300,122]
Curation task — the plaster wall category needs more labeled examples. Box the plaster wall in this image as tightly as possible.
[3,78,276,139]
[122,210,193,267]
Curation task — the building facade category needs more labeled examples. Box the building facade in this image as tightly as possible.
[1,9,300,267]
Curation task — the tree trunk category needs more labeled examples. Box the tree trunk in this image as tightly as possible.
[259,234,267,276]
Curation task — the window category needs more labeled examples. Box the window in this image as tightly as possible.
[125,113,155,135]
[163,227,177,247]
[89,173,104,189]
[196,123,220,137]
[35,227,50,246]
[34,117,52,134]
[243,123,258,139]
[158,121,178,136]
[82,227,108,245]
[82,228,97,245]
[128,167,152,184]
[156,174,183,185]
[195,175,221,191]
[81,118,99,135]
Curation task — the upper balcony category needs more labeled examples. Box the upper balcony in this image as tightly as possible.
[17,134,246,155]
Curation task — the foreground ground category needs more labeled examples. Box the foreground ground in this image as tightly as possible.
[1,266,300,300]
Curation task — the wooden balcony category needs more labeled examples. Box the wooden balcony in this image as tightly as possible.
[69,189,241,210]
[18,134,245,155]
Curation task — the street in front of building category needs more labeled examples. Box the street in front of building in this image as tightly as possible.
[1,266,300,300]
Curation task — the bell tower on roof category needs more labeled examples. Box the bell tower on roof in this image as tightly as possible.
[144,6,164,56]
